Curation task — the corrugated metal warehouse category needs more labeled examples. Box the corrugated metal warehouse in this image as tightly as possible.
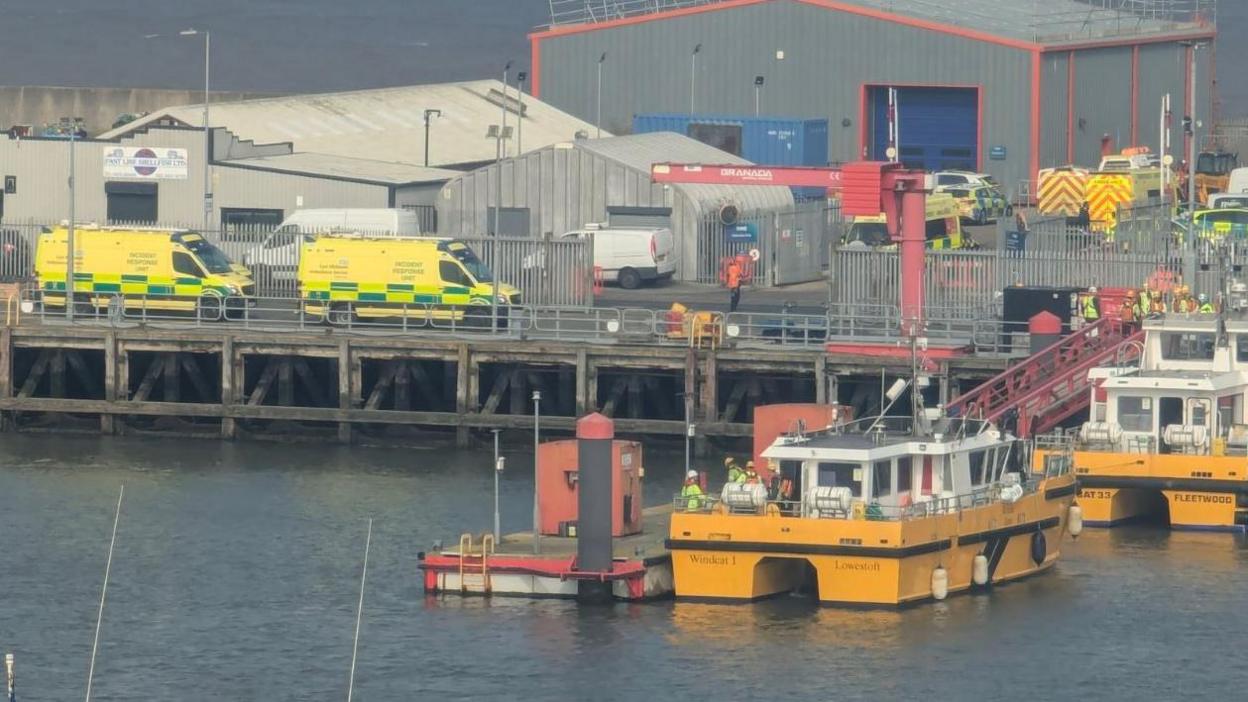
[532,0,1217,197]
[437,132,795,282]
[0,126,456,227]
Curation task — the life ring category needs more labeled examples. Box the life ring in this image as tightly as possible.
[1030,530,1047,566]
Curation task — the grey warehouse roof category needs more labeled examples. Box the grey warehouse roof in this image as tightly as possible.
[98,80,604,169]
[548,0,1211,45]
[837,0,1199,44]
[574,132,794,212]
[218,152,459,186]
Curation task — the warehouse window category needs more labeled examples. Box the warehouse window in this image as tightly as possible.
[687,123,742,156]
[221,207,283,231]
[487,207,531,238]
[105,182,157,224]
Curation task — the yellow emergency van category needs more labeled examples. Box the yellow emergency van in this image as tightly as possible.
[297,235,521,326]
[843,193,969,249]
[34,225,254,316]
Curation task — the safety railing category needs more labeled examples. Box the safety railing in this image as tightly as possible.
[14,289,1035,355]
[671,480,1041,521]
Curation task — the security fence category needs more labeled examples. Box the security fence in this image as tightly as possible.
[696,200,843,287]
[833,239,1248,315]
[0,221,595,307]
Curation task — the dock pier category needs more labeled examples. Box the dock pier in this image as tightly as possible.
[0,314,1010,445]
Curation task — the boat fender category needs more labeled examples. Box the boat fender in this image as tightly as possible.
[972,554,989,586]
[1068,504,1084,538]
[931,566,949,601]
[1030,530,1047,566]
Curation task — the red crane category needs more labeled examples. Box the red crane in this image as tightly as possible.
[651,161,928,334]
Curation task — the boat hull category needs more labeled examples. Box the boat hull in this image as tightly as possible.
[667,475,1076,606]
[1039,450,1248,532]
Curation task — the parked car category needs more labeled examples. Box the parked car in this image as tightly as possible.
[929,170,1000,190]
[938,184,1011,225]
[560,225,676,289]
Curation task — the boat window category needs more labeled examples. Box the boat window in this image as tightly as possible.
[1237,335,1248,363]
[1118,396,1153,432]
[1160,332,1215,361]
[968,449,988,485]
[1188,398,1211,427]
[940,459,953,494]
[1218,396,1241,436]
[897,456,912,493]
[817,462,862,495]
[872,460,891,498]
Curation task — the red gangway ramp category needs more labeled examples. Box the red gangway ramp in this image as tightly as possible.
[945,317,1144,438]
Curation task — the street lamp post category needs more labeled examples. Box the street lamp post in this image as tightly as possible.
[1182,42,1205,288]
[493,429,504,541]
[690,44,702,113]
[177,29,211,230]
[532,390,542,554]
[423,109,442,167]
[754,75,765,117]
[516,71,527,155]
[66,131,76,321]
[486,124,512,333]
[501,60,512,158]
[596,52,607,138]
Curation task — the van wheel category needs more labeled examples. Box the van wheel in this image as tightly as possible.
[196,294,223,322]
[618,267,642,290]
[328,302,356,327]
[464,306,490,330]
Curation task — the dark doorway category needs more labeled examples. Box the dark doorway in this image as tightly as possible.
[105,182,158,224]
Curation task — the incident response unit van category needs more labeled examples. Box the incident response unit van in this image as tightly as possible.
[34,225,255,316]
[242,208,422,284]
[559,224,676,289]
[297,235,520,326]
[843,192,968,249]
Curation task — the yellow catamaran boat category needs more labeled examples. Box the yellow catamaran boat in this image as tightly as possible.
[667,412,1079,606]
[1037,312,1248,531]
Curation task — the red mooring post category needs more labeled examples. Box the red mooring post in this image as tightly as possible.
[899,187,927,337]
[576,412,615,603]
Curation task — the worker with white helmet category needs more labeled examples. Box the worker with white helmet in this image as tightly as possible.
[1079,285,1100,324]
[681,470,704,511]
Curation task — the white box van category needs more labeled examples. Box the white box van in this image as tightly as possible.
[242,208,421,283]
[561,225,676,289]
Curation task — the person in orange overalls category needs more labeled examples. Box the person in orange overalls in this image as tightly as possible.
[726,259,743,312]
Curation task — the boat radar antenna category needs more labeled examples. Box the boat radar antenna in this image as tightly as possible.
[84,485,123,702]
[346,518,373,702]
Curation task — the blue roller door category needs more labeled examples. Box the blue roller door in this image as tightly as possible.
[869,87,977,172]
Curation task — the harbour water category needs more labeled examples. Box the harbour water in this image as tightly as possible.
[1,434,1246,700]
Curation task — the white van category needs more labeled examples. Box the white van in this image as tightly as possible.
[560,224,676,289]
[242,208,421,283]
[1226,167,1248,197]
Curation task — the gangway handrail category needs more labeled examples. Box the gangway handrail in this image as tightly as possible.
[985,327,1145,436]
[946,316,1129,419]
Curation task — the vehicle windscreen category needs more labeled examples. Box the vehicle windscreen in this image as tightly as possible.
[182,238,235,274]
[846,222,891,246]
[446,244,493,282]
[1198,210,1248,226]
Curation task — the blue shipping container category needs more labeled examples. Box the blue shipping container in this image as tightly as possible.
[633,113,829,168]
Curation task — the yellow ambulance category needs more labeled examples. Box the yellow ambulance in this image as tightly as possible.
[297,235,521,326]
[843,192,969,249]
[34,225,254,316]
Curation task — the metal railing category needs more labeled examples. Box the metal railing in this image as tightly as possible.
[13,287,1044,355]
[671,480,1041,521]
